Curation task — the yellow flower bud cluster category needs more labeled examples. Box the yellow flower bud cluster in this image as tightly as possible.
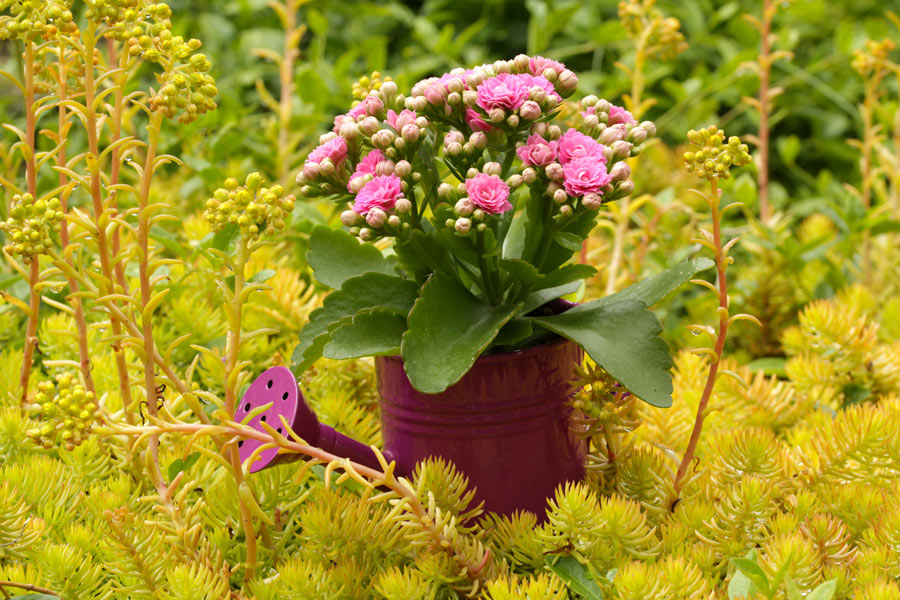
[204,172,296,240]
[0,0,77,41]
[852,39,896,79]
[0,193,63,262]
[351,71,393,102]
[683,126,752,181]
[618,0,687,61]
[26,374,99,451]
[85,0,147,40]
[120,3,217,123]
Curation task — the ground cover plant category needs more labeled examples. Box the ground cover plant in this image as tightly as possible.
[0,0,899,599]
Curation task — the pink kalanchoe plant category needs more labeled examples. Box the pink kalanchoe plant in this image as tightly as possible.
[294,54,708,407]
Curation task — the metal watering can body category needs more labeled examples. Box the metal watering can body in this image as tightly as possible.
[238,339,587,517]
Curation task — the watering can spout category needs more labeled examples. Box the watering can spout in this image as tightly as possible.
[237,366,390,475]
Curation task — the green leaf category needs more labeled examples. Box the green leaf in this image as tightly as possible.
[0,273,22,291]
[545,556,604,600]
[607,258,715,307]
[806,579,838,600]
[499,259,542,286]
[401,272,522,393]
[211,222,240,251]
[784,575,804,600]
[533,263,597,291]
[291,273,418,376]
[842,382,871,405]
[728,568,758,599]
[249,269,276,284]
[553,230,584,252]
[150,226,188,258]
[493,318,534,346]
[531,298,674,407]
[520,280,582,315]
[323,307,407,359]
[730,558,771,597]
[307,225,397,289]
[168,452,201,482]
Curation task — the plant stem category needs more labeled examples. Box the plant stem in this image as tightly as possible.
[223,235,259,584]
[107,38,132,301]
[0,582,58,597]
[757,0,772,222]
[137,109,166,491]
[19,40,39,405]
[475,229,498,304]
[276,0,298,185]
[56,45,97,397]
[83,22,135,423]
[673,179,727,497]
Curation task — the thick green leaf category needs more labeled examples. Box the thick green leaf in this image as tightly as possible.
[0,273,22,292]
[401,272,521,393]
[498,258,542,286]
[545,556,604,600]
[249,269,276,284]
[168,451,201,481]
[291,273,418,375]
[492,318,534,346]
[520,280,582,314]
[746,357,786,376]
[323,307,407,359]
[531,298,674,407]
[533,263,597,291]
[607,258,714,307]
[211,222,240,251]
[553,230,583,252]
[307,225,397,289]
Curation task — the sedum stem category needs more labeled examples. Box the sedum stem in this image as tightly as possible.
[19,40,39,405]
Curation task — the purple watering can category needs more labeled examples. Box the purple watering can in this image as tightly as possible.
[238,338,586,517]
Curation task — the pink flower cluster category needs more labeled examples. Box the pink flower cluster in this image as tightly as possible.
[563,158,613,197]
[475,73,560,113]
[353,174,404,216]
[517,134,558,166]
[305,136,347,168]
[465,174,512,214]
[557,129,606,165]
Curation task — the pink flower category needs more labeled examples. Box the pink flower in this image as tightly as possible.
[306,136,348,167]
[347,101,368,120]
[352,174,404,216]
[347,150,387,191]
[476,73,530,112]
[562,157,613,197]
[465,108,493,132]
[557,128,606,165]
[386,109,417,131]
[465,173,512,214]
[516,134,558,166]
[437,69,474,86]
[517,73,562,103]
[529,55,566,76]
[609,104,636,126]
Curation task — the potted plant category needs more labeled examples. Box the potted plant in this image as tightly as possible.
[258,55,712,514]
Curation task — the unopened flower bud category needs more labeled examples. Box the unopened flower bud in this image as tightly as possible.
[302,163,320,181]
[372,129,396,149]
[599,124,627,145]
[319,132,337,145]
[375,159,396,176]
[489,108,506,123]
[582,193,602,209]
[395,160,412,177]
[447,91,462,106]
[553,189,568,204]
[628,127,647,145]
[542,67,558,82]
[483,162,502,176]
[466,168,480,179]
[455,198,475,216]
[447,77,465,95]
[359,228,375,241]
[545,162,564,181]
[582,114,599,132]
[639,121,656,137]
[466,70,485,88]
[463,90,478,107]
[455,217,472,234]
[611,140,633,160]
[609,161,632,183]
[395,198,412,214]
[380,81,398,102]
[531,122,548,137]
[319,158,336,176]
[359,116,380,136]
[339,122,358,140]
[469,132,487,149]
[401,123,420,143]
[341,210,360,227]
[412,96,428,112]
[596,99,611,114]
[559,205,573,216]
[557,69,578,92]
[547,125,562,140]
[438,182,455,200]
[348,175,369,193]
[507,115,520,128]
[522,167,537,184]
[447,142,463,156]
[472,209,485,221]
[507,174,524,188]
[493,59,511,74]
[425,86,446,105]
[513,54,531,73]
[582,95,599,109]
[388,215,401,228]
[617,181,635,196]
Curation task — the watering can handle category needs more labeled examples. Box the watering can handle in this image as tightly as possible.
[237,366,391,474]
